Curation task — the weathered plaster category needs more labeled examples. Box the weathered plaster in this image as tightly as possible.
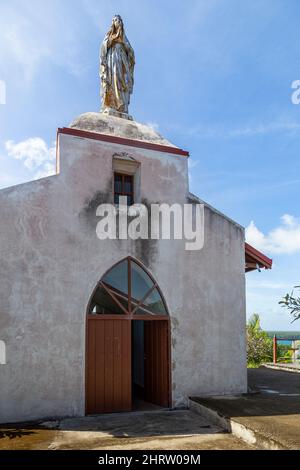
[69,113,177,148]
[0,119,246,423]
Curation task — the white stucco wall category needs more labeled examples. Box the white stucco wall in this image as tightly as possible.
[0,130,246,423]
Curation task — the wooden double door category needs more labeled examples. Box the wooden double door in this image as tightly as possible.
[86,317,170,414]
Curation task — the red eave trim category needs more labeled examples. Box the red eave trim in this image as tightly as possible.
[245,242,273,269]
[58,127,189,157]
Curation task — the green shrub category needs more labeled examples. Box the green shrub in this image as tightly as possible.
[247,314,273,366]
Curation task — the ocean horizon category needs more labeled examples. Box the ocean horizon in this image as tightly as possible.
[266,331,300,346]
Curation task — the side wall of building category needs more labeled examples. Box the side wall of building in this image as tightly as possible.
[172,205,247,405]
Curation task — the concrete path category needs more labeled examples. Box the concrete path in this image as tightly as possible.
[0,410,253,450]
[264,362,300,374]
[191,367,300,450]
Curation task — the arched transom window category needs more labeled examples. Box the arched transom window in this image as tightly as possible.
[89,258,168,318]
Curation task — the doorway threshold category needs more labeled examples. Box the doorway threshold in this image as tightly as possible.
[132,399,167,412]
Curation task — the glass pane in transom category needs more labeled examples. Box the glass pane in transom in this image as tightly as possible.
[114,174,123,193]
[102,260,128,296]
[140,288,167,315]
[124,175,133,194]
[89,286,127,315]
[131,261,154,303]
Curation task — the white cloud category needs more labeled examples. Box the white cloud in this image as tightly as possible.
[186,121,300,139]
[0,2,91,82]
[0,170,19,188]
[34,162,56,180]
[188,158,199,183]
[247,280,291,290]
[228,122,300,138]
[5,138,56,180]
[3,22,51,81]
[188,158,199,170]
[246,215,300,255]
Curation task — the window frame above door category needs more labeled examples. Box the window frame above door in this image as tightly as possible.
[87,257,169,321]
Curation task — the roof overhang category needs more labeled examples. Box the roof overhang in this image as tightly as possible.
[57,127,190,157]
[245,242,273,273]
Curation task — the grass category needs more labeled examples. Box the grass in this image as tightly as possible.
[247,362,261,369]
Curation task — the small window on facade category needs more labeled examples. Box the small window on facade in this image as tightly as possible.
[114,173,134,206]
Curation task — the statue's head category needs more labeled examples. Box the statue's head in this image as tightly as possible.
[112,15,123,29]
[106,15,124,41]
[110,15,124,35]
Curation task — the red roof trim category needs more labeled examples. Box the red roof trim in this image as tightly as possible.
[58,127,189,157]
[245,242,273,270]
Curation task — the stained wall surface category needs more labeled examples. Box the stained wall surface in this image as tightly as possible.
[0,119,247,423]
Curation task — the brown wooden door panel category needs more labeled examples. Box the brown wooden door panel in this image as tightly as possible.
[95,320,105,413]
[86,318,96,415]
[87,318,131,414]
[144,321,169,407]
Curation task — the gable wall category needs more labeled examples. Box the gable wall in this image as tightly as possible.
[0,133,246,423]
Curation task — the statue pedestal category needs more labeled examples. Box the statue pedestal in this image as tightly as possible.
[101,107,133,121]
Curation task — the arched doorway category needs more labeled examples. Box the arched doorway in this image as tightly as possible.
[86,257,171,414]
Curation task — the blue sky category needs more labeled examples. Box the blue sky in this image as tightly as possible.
[1,0,300,330]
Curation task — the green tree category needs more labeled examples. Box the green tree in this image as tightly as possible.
[247,313,261,332]
[279,287,300,323]
[247,314,273,367]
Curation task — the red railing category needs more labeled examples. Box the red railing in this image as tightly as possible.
[273,335,300,364]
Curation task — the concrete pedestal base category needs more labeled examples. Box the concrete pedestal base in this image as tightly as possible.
[101,107,133,121]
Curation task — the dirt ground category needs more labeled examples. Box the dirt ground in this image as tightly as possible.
[0,410,253,450]
[4,368,298,451]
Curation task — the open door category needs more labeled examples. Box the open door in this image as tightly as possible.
[86,257,171,415]
[86,318,131,414]
[144,321,170,408]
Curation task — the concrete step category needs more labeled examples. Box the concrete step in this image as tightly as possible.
[189,398,291,450]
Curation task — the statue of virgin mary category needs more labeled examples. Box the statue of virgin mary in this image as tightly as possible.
[100,15,135,119]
